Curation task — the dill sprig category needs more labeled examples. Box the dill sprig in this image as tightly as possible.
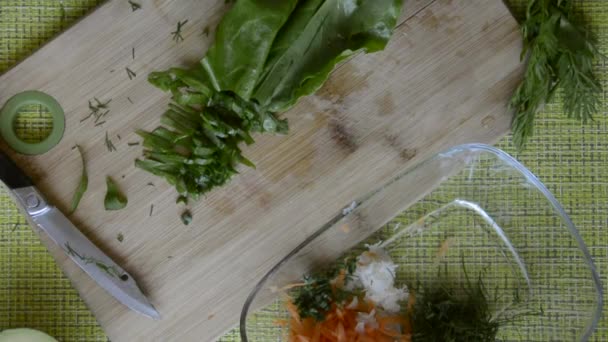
[172,20,188,43]
[105,132,117,152]
[510,0,603,149]
[126,67,137,80]
[411,280,499,341]
[128,0,141,12]
[82,98,111,124]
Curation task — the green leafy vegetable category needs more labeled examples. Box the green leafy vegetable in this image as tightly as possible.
[201,0,299,100]
[511,0,603,149]
[181,210,193,226]
[139,0,403,200]
[137,67,286,199]
[69,145,88,214]
[104,177,128,210]
[253,0,403,112]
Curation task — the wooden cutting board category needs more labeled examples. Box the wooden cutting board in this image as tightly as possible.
[0,0,523,340]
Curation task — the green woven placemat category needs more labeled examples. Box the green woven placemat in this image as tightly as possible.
[1,1,606,341]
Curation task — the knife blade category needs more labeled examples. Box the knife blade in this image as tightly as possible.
[0,150,160,320]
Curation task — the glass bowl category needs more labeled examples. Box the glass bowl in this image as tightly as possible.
[240,144,603,341]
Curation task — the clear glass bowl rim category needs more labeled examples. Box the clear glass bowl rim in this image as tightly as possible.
[239,143,604,341]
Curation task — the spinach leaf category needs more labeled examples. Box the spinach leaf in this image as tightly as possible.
[104,177,128,210]
[253,0,403,113]
[201,0,299,100]
[69,145,88,214]
[140,0,403,202]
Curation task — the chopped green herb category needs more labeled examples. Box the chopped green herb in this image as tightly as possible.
[176,196,188,205]
[128,142,140,146]
[104,177,128,210]
[181,210,193,226]
[128,0,141,12]
[171,20,188,42]
[293,257,357,321]
[117,233,124,243]
[82,98,111,123]
[126,67,137,80]
[105,132,117,152]
[69,145,88,214]
[138,0,401,201]
[65,242,125,279]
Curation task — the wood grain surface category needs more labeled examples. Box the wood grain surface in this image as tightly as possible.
[0,0,522,340]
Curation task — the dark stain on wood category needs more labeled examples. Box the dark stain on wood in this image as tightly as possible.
[421,9,440,31]
[481,115,496,128]
[329,120,358,154]
[376,93,396,116]
[210,196,236,216]
[482,21,491,33]
[384,134,417,162]
[319,63,371,103]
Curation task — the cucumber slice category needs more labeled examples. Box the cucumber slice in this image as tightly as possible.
[0,329,58,342]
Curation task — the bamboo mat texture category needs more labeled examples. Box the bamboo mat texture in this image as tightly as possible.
[0,0,607,341]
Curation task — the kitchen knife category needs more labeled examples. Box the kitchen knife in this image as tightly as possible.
[0,150,160,320]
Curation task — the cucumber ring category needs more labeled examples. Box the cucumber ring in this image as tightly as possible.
[0,90,65,155]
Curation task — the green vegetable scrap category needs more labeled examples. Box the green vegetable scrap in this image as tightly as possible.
[128,0,141,12]
[293,257,357,321]
[511,0,603,149]
[171,20,188,43]
[137,0,403,201]
[181,210,193,226]
[411,282,499,341]
[105,131,117,152]
[69,145,88,214]
[126,67,137,80]
[82,98,111,124]
[104,177,128,210]
[65,242,124,279]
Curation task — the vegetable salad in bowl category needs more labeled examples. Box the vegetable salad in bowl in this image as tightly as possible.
[283,244,411,341]
[240,145,602,341]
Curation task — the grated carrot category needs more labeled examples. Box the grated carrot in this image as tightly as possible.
[284,297,411,342]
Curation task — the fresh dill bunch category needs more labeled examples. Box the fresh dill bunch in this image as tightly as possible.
[411,280,500,342]
[510,0,603,149]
